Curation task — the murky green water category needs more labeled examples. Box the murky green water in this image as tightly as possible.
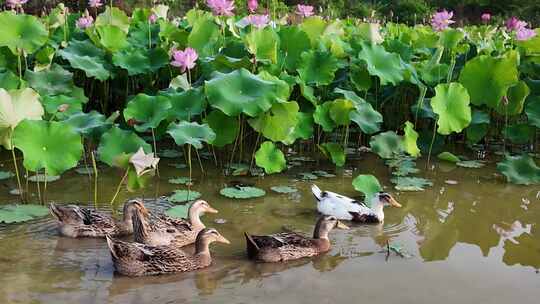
[1,152,539,303]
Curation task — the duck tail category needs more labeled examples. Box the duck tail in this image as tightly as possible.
[311,184,323,201]
[105,234,119,260]
[244,232,259,259]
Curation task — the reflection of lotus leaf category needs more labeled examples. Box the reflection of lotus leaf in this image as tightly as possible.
[352,174,382,203]
[165,204,190,219]
[220,186,266,199]
[27,174,61,182]
[270,186,298,194]
[0,204,49,224]
[391,176,433,191]
[437,152,460,163]
[497,154,540,185]
[168,177,193,185]
[168,190,201,203]
[456,160,485,169]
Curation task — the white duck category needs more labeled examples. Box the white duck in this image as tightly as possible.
[311,184,401,223]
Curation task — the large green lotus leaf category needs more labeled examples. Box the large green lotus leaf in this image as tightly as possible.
[299,16,327,46]
[95,6,130,33]
[168,190,202,203]
[112,47,168,75]
[12,120,82,176]
[458,54,518,108]
[0,88,44,149]
[0,70,21,90]
[503,124,532,144]
[161,88,205,121]
[349,102,383,134]
[497,154,540,185]
[352,174,382,204]
[369,131,403,159]
[431,83,471,135]
[167,121,216,149]
[358,43,403,86]
[525,97,540,128]
[437,29,464,50]
[329,99,354,126]
[465,110,490,143]
[246,27,279,64]
[24,64,73,96]
[220,186,266,199]
[205,69,278,117]
[319,143,346,167]
[350,64,372,91]
[0,204,49,224]
[285,112,314,144]
[299,81,318,105]
[188,18,219,57]
[495,81,530,116]
[0,11,48,54]
[97,126,152,167]
[58,40,111,81]
[297,50,338,86]
[391,176,433,192]
[278,26,311,71]
[255,141,286,174]
[257,71,291,102]
[249,101,299,142]
[96,25,128,52]
[313,102,336,132]
[437,152,460,163]
[123,94,171,132]
[205,110,238,147]
[403,121,420,157]
[62,111,111,139]
[41,95,83,118]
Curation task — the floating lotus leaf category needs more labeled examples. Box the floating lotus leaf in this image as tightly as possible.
[0,88,44,149]
[299,172,318,180]
[167,121,216,149]
[495,81,530,116]
[162,88,205,121]
[503,124,532,144]
[124,94,171,132]
[27,174,61,182]
[220,186,266,199]
[226,163,249,176]
[278,26,311,71]
[188,17,219,57]
[255,141,286,174]
[168,190,202,203]
[312,170,336,178]
[329,99,354,126]
[525,97,540,128]
[270,186,298,194]
[95,6,130,33]
[97,126,152,167]
[369,131,403,159]
[403,121,420,157]
[456,160,485,168]
[205,110,238,147]
[61,111,111,139]
[249,101,299,142]
[58,40,111,81]
[96,25,128,52]
[313,103,336,132]
[13,120,82,176]
[358,42,403,85]
[352,174,382,203]
[0,11,48,54]
[285,112,314,144]
[168,177,193,185]
[319,143,346,167]
[246,27,279,63]
[392,162,420,176]
[458,54,518,108]
[165,204,190,219]
[159,149,182,158]
[169,163,187,169]
[0,171,14,180]
[437,152,460,163]
[391,176,433,191]
[297,50,338,86]
[205,69,278,117]
[431,83,471,135]
[24,64,74,96]
[497,154,540,185]
[0,204,49,224]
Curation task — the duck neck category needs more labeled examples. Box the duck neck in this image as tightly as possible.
[189,207,204,230]
[370,198,385,221]
[132,212,149,243]
[312,222,331,252]
[194,239,212,266]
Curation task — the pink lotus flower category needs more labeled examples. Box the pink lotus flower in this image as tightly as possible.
[247,0,258,13]
[431,10,455,31]
[206,0,235,16]
[245,14,269,28]
[171,47,198,73]
[481,13,491,23]
[296,4,314,18]
[76,10,94,29]
[6,0,28,9]
[88,0,103,8]
[506,17,527,31]
[148,13,157,24]
[516,27,537,41]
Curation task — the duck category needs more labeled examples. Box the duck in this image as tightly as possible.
[311,184,401,223]
[244,215,349,263]
[49,200,146,238]
[133,199,218,247]
[106,228,230,276]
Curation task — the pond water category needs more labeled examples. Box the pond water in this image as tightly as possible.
[1,152,539,303]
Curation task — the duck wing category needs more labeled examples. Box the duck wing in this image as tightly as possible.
[150,213,192,232]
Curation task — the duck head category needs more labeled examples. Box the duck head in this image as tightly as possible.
[373,192,402,208]
[313,215,349,239]
[195,228,230,254]
[123,199,148,222]
[190,200,218,215]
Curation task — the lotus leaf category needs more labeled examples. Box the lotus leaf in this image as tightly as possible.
[255,141,286,174]
[27,174,61,182]
[525,97,540,128]
[95,6,130,33]
[456,160,485,168]
[329,99,355,126]
[466,110,490,144]
[349,101,383,135]
[350,64,372,91]
[391,176,433,191]
[246,27,279,63]
[278,26,311,71]
[249,101,299,142]
[270,186,298,194]
[41,95,83,118]
[24,64,74,96]
[319,143,346,167]
[297,50,338,86]
[431,83,471,135]
[161,88,205,121]
[168,177,193,185]
[358,43,403,85]
[0,171,14,180]
[299,81,318,105]
[124,94,171,132]
[167,121,216,149]
[188,17,219,57]
[0,11,48,54]
[62,111,111,139]
[285,112,314,144]
[0,70,20,90]
[437,152,460,163]
[13,120,82,176]
[312,170,336,178]
[0,204,49,224]
[113,47,168,75]
[58,40,111,81]
[165,204,190,219]
[403,121,420,157]
[0,88,44,149]
[503,124,532,144]
[495,81,530,116]
[497,154,540,185]
[205,110,238,147]
[299,16,327,46]
[97,126,152,167]
[220,186,266,199]
[369,131,403,159]
[313,103,336,132]
[352,174,382,203]
[299,172,318,180]
[159,149,182,158]
[356,23,383,44]
[257,71,291,102]
[96,25,128,52]
[205,69,278,117]
[168,190,202,203]
[438,29,464,50]
[458,54,518,108]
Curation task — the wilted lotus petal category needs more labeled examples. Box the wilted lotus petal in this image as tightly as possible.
[129,147,160,176]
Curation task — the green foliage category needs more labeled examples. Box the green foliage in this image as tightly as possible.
[0,11,48,54]
[123,94,171,132]
[255,141,286,174]
[370,131,403,159]
[358,43,404,85]
[249,101,299,142]
[205,110,239,147]
[437,152,460,163]
[319,143,346,167]
[352,174,382,203]
[0,204,49,224]
[167,121,216,149]
[97,127,152,167]
[246,27,279,63]
[403,121,420,157]
[168,190,202,203]
[220,186,266,199]
[0,88,44,149]
[497,154,540,185]
[297,50,339,86]
[430,83,471,135]
[58,40,111,81]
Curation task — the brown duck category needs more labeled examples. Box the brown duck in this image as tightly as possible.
[49,200,146,238]
[244,215,349,263]
[106,228,230,276]
[133,199,218,247]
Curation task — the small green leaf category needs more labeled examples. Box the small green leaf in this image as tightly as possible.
[0,204,49,224]
[220,186,266,199]
[255,141,286,174]
[168,190,202,203]
[352,174,382,203]
[403,121,420,157]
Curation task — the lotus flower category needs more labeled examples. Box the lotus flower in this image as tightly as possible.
[247,0,258,13]
[506,17,527,31]
[516,27,537,41]
[88,0,103,8]
[481,13,491,23]
[431,10,455,31]
[129,147,160,177]
[171,47,198,73]
[76,10,94,29]
[148,13,157,24]
[6,0,28,9]
[296,4,314,18]
[206,0,235,16]
[245,14,269,28]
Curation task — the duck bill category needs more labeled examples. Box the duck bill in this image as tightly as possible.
[206,205,219,214]
[388,197,402,208]
[217,235,231,245]
[336,221,350,230]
